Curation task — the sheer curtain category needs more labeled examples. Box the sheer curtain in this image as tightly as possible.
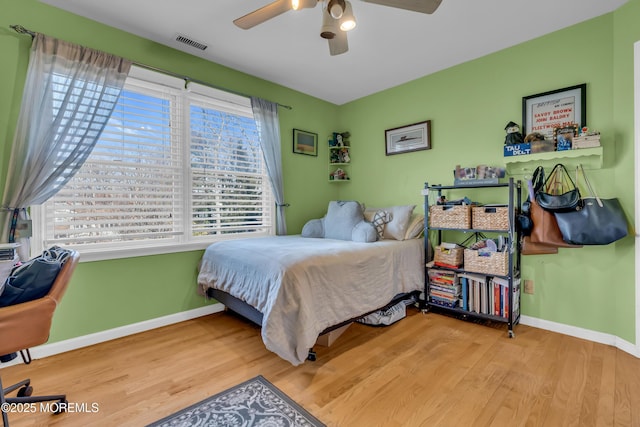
[1,33,131,258]
[251,97,287,235]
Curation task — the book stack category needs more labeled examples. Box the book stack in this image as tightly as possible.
[0,243,20,261]
[428,269,460,308]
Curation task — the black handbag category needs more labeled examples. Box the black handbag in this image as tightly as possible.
[535,164,582,212]
[554,165,628,245]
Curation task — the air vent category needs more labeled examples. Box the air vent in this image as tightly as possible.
[175,34,208,51]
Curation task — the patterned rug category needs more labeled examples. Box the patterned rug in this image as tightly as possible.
[147,375,325,427]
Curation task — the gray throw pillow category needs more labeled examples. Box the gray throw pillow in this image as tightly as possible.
[324,200,364,241]
[352,221,377,243]
[301,218,324,238]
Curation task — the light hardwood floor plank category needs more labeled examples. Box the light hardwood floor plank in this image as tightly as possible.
[2,308,640,427]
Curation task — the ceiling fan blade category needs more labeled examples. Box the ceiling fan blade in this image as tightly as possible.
[328,31,348,56]
[360,0,442,14]
[234,0,293,29]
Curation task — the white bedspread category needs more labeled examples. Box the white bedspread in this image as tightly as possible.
[197,235,424,365]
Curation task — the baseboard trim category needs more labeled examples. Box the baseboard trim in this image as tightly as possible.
[0,303,225,369]
[520,315,639,357]
[3,307,637,370]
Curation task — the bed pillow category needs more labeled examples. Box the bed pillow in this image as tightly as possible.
[382,205,416,240]
[323,200,364,241]
[371,210,392,240]
[352,221,377,243]
[301,218,324,238]
[365,205,416,240]
[403,214,425,240]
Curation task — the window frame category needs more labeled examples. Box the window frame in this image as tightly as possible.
[31,66,275,262]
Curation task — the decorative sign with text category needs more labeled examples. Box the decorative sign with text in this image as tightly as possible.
[522,84,586,141]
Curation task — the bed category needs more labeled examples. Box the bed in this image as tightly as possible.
[197,201,425,365]
[198,234,423,365]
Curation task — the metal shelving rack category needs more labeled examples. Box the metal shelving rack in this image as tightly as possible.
[423,178,522,337]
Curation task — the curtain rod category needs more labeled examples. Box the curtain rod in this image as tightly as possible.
[9,24,293,110]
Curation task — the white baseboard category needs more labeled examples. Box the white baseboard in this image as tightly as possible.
[520,315,640,357]
[0,303,225,369]
[2,307,637,370]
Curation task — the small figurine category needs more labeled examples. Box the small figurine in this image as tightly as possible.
[504,121,524,146]
[332,168,348,180]
[524,132,545,142]
[336,134,344,147]
[340,148,350,163]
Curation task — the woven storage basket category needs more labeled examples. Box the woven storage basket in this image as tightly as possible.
[429,205,471,229]
[472,205,509,230]
[463,249,509,276]
[434,245,464,267]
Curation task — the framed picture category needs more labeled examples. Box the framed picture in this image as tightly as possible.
[292,129,318,156]
[385,120,431,156]
[554,124,578,151]
[522,83,586,141]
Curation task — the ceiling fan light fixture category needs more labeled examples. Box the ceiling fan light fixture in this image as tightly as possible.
[339,1,356,31]
[327,0,345,19]
[320,5,338,39]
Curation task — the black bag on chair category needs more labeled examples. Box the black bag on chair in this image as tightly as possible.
[0,246,71,307]
[554,165,628,245]
[535,163,582,212]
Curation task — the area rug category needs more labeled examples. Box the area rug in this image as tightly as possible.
[147,375,326,427]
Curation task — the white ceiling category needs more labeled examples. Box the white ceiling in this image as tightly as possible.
[40,0,626,105]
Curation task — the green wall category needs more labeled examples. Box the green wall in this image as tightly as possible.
[1,0,638,346]
[0,0,340,342]
[337,3,639,342]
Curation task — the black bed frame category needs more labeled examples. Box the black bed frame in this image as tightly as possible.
[207,288,421,361]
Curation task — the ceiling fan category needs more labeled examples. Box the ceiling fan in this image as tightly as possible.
[233,0,442,56]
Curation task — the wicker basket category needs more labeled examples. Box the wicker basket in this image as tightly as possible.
[463,249,509,276]
[434,244,464,267]
[429,205,471,229]
[472,205,509,230]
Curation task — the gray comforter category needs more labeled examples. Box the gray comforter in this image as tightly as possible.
[197,235,424,365]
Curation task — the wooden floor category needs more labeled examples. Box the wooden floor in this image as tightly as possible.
[2,308,640,427]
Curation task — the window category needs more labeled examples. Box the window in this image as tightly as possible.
[32,67,274,261]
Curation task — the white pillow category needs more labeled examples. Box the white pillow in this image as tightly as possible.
[365,205,416,240]
[403,214,424,239]
[383,205,416,240]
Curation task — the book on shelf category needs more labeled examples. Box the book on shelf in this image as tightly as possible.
[485,276,520,319]
[429,296,458,308]
[428,269,458,285]
[429,283,461,295]
[429,290,459,301]
[433,261,462,269]
[0,243,20,261]
[461,276,468,310]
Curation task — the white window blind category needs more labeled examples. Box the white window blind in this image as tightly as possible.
[190,96,272,237]
[34,67,274,259]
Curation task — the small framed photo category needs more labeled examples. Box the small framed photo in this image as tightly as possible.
[292,129,318,156]
[385,120,431,156]
[554,124,578,151]
[522,84,586,140]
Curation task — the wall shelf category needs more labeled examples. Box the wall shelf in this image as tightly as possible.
[504,146,602,175]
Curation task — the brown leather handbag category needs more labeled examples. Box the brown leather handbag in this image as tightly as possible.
[529,199,582,248]
[520,235,558,255]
